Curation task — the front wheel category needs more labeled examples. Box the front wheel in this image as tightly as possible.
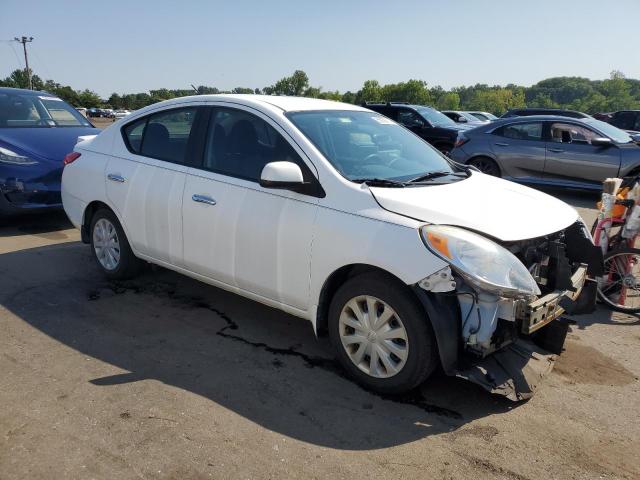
[328,272,438,394]
[597,247,640,313]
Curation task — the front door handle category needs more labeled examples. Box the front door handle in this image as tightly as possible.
[548,148,564,153]
[192,194,217,206]
[107,173,125,183]
[494,142,509,147]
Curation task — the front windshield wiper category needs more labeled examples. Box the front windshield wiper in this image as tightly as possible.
[351,178,408,188]
[407,170,468,183]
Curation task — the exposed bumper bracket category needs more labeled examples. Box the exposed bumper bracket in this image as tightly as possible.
[456,339,556,401]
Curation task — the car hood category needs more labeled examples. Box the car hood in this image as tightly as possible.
[370,172,579,241]
[0,126,99,163]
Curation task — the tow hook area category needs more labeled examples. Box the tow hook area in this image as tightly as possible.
[456,319,570,401]
[455,338,556,401]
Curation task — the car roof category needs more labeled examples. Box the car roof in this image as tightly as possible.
[470,115,596,130]
[155,94,368,113]
[0,86,59,97]
[365,102,436,111]
[505,107,590,117]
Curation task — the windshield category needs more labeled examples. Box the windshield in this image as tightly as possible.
[416,107,456,127]
[287,110,456,182]
[460,112,482,122]
[584,119,634,144]
[0,91,92,128]
[472,112,497,121]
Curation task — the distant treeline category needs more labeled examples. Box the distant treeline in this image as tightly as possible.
[2,68,639,115]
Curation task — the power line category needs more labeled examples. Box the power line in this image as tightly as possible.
[13,36,34,89]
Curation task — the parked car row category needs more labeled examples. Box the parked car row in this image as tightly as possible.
[87,108,133,119]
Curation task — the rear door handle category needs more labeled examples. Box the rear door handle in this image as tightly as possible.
[494,142,509,147]
[107,173,125,183]
[192,194,217,206]
[548,148,564,153]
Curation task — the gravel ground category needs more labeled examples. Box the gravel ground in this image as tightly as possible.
[0,189,638,480]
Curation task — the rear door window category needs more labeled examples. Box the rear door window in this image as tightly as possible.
[140,108,197,163]
[123,107,198,164]
[123,118,146,153]
[497,122,543,141]
[397,110,425,128]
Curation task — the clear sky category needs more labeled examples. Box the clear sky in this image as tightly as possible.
[1,0,638,98]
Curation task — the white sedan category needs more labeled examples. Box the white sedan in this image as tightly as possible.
[113,109,131,119]
[61,95,599,398]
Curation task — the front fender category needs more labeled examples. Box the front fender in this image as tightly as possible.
[411,286,461,374]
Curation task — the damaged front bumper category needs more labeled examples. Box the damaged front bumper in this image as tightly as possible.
[414,220,602,401]
[518,264,596,334]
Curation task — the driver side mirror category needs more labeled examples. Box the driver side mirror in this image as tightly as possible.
[591,137,613,147]
[260,161,305,191]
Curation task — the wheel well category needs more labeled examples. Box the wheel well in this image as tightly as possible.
[315,264,416,337]
[467,155,501,173]
[81,201,112,243]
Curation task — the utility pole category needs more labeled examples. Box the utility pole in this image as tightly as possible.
[14,36,34,90]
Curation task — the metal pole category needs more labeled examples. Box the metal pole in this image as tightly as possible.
[14,36,34,90]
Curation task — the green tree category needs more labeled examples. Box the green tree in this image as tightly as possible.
[232,87,254,94]
[77,89,103,108]
[355,80,383,104]
[598,70,638,111]
[264,70,309,96]
[436,92,460,110]
[381,79,432,105]
[0,69,44,90]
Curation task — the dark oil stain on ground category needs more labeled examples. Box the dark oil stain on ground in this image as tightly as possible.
[554,340,637,385]
[89,277,464,421]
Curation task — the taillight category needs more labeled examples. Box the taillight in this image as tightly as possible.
[63,152,81,166]
[454,134,469,148]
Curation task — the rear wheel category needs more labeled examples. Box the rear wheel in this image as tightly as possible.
[597,247,640,313]
[90,208,142,280]
[328,272,438,394]
[468,156,501,177]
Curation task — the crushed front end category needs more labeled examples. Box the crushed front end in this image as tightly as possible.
[418,220,603,401]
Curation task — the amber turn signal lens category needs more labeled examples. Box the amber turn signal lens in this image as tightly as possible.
[427,232,452,259]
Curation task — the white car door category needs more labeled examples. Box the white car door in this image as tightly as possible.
[182,106,321,310]
[106,106,200,264]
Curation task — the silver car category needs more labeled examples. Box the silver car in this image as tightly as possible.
[450,115,640,190]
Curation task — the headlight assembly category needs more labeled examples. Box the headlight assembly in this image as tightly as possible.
[421,224,540,298]
[0,147,38,165]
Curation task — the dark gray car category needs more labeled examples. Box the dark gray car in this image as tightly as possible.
[450,115,640,190]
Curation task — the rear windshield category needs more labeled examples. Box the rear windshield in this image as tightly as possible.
[0,91,92,128]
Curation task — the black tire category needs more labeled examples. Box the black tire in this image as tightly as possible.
[89,208,142,280]
[468,156,501,177]
[328,272,438,394]
[597,247,640,313]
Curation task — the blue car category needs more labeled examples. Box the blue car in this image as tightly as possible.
[0,87,99,215]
